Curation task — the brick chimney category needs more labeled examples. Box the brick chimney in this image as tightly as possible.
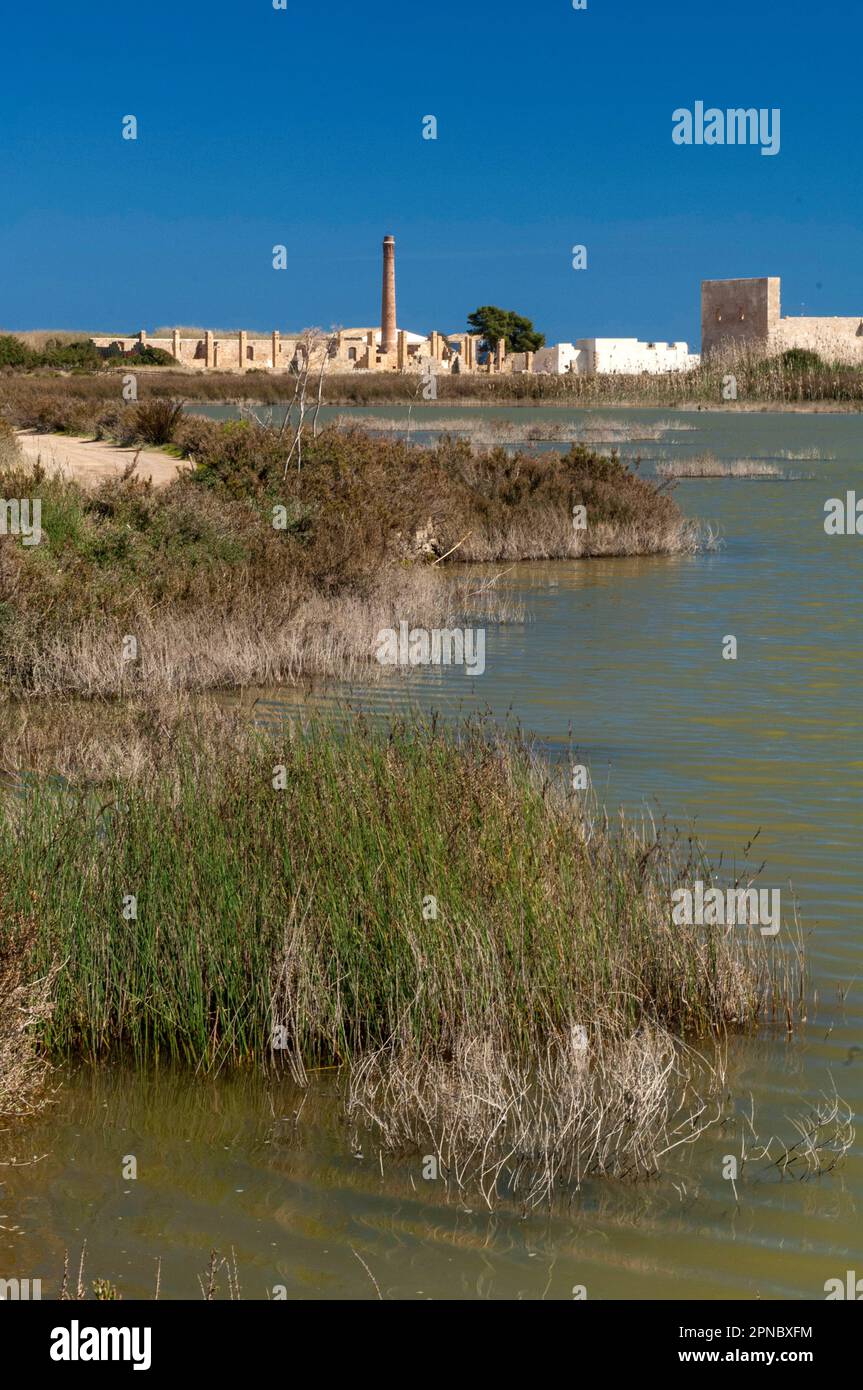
[381,234,397,354]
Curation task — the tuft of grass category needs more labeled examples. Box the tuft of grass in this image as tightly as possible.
[132,398,185,446]
[0,708,804,1194]
[656,456,788,479]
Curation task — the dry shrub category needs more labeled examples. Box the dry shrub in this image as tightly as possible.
[132,397,185,446]
[0,418,22,468]
[0,424,698,696]
[0,909,54,1120]
[346,1024,724,1207]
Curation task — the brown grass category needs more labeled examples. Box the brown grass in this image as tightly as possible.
[0,421,702,698]
[7,568,510,699]
[656,457,788,479]
[0,911,54,1122]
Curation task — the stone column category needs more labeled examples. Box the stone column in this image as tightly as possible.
[494,339,505,372]
[205,331,214,369]
[172,329,181,362]
[271,330,280,369]
[524,350,534,373]
[381,235,397,355]
[239,331,248,371]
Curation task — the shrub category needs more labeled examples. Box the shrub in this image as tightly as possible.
[129,346,179,367]
[0,419,22,468]
[38,338,102,370]
[0,335,32,368]
[780,347,826,373]
[5,392,96,434]
[132,397,185,445]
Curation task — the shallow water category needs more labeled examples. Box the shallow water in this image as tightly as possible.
[3,407,862,1300]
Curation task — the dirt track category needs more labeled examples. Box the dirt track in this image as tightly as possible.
[15,430,191,488]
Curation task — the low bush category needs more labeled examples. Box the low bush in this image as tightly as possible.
[133,397,185,446]
[0,421,700,695]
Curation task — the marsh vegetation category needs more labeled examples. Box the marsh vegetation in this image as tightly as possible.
[0,702,806,1202]
[0,416,700,698]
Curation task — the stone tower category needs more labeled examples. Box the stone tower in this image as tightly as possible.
[701,277,779,356]
[381,235,397,354]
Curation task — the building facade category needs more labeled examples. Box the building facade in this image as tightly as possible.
[702,277,863,362]
[530,338,698,376]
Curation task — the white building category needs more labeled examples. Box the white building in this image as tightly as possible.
[581,338,698,374]
[531,338,699,376]
[532,342,588,374]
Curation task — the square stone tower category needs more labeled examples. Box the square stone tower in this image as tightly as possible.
[701,277,780,356]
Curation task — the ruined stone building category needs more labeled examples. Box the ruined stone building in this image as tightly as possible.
[702,277,863,362]
[91,236,482,377]
[96,240,863,380]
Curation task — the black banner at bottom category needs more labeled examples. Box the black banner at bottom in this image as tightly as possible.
[2,1298,856,1376]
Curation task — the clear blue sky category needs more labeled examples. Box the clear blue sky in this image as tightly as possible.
[2,0,861,349]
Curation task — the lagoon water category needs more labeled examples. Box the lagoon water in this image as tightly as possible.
[3,408,862,1299]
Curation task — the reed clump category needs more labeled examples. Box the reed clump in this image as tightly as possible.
[0,708,804,1195]
[337,413,696,446]
[656,456,787,479]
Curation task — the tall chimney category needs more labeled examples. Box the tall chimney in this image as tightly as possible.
[381,234,397,355]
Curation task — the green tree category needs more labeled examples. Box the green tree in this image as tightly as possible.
[39,337,102,369]
[466,306,545,355]
[130,345,180,366]
[0,334,32,367]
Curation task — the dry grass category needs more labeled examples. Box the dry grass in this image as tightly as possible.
[1,331,98,350]
[734,1089,855,1185]
[0,418,22,468]
[343,414,698,447]
[7,568,512,699]
[656,456,788,480]
[0,915,55,1122]
[772,447,835,461]
[0,422,702,698]
[347,1024,727,1206]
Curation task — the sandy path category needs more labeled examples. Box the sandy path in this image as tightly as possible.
[15,430,191,489]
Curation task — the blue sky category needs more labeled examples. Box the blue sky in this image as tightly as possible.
[1,0,861,349]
